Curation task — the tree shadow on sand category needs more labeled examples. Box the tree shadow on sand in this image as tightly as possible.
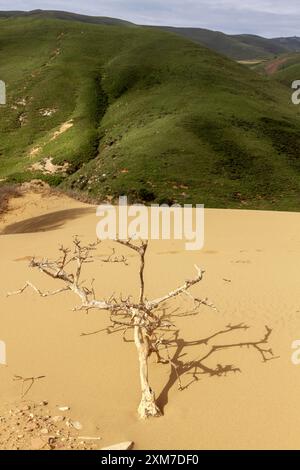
[80,311,278,415]
[155,322,277,414]
[1,207,94,234]
[9,237,278,419]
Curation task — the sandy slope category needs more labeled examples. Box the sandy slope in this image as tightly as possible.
[1,190,300,450]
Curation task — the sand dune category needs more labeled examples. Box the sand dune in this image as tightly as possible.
[1,190,300,449]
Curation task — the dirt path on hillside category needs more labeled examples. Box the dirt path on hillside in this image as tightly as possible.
[265,57,288,75]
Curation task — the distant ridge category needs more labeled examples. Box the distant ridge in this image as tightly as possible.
[0,9,135,26]
[1,10,299,60]
[272,36,300,52]
[150,26,300,60]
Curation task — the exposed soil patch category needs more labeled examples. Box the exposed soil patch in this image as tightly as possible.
[29,146,42,158]
[39,108,57,117]
[265,57,288,75]
[28,119,73,159]
[50,120,73,141]
[30,157,69,175]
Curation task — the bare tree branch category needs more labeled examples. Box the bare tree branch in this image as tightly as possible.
[147,265,204,309]
[8,238,275,419]
[13,374,46,399]
[7,281,70,298]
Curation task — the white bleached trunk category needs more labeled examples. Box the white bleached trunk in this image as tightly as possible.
[134,324,161,419]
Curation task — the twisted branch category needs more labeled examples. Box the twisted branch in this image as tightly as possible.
[8,237,275,418]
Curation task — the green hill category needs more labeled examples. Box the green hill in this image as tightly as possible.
[251,52,300,87]
[275,61,300,86]
[0,9,135,26]
[153,26,295,60]
[1,16,300,210]
[262,53,300,87]
[2,11,300,60]
[272,37,300,52]
[153,27,300,61]
[232,34,288,57]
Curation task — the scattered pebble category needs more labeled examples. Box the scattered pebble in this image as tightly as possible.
[57,406,70,412]
[101,441,134,451]
[51,416,64,423]
[0,401,98,450]
[68,420,82,431]
[20,405,30,412]
[40,401,48,406]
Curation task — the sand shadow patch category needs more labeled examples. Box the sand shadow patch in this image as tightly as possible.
[155,323,276,414]
[1,207,95,234]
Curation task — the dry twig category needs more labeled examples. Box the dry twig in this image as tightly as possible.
[8,238,275,419]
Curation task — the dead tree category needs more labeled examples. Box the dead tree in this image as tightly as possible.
[8,237,275,419]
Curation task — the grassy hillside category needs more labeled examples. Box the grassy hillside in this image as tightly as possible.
[274,62,300,86]
[1,16,300,210]
[266,53,300,86]
[0,9,135,26]
[232,34,288,56]
[252,52,300,87]
[150,27,271,60]
[153,26,295,60]
[272,37,300,52]
[2,11,300,60]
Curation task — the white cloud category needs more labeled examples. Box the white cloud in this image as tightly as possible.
[217,0,300,15]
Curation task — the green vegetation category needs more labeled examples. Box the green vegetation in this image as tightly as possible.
[251,52,300,88]
[152,27,299,61]
[0,9,135,26]
[265,53,300,87]
[1,15,300,210]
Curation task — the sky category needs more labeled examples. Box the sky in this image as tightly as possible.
[0,0,299,37]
